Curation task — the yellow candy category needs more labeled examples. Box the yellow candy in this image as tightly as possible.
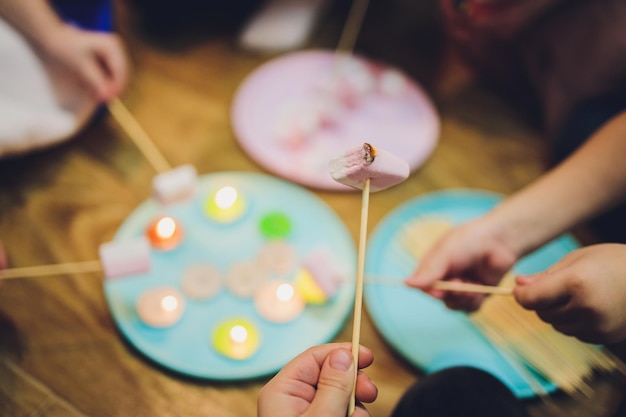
[294,268,328,304]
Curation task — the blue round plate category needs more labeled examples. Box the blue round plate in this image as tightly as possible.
[104,172,356,380]
[364,189,580,398]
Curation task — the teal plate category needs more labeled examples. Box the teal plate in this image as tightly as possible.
[364,189,580,398]
[104,172,356,380]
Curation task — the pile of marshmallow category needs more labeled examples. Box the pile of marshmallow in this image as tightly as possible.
[274,57,409,148]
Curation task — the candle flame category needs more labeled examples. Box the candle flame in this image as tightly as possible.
[161,295,178,311]
[215,186,238,209]
[276,283,294,302]
[156,217,177,239]
[230,325,248,343]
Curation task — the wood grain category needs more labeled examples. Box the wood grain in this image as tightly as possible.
[0,1,624,417]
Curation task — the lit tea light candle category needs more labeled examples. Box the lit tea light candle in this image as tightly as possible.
[136,286,185,328]
[146,215,183,250]
[204,186,247,223]
[254,280,305,323]
[213,318,260,360]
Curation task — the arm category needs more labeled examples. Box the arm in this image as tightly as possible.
[486,109,626,255]
[258,343,377,417]
[0,0,129,101]
[0,0,64,46]
[407,110,626,311]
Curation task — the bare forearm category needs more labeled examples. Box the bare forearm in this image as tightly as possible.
[488,110,626,255]
[0,0,64,50]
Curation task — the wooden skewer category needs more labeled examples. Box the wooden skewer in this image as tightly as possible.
[366,278,513,295]
[431,280,513,295]
[399,217,624,394]
[471,315,553,401]
[0,260,102,279]
[336,0,370,54]
[107,98,172,174]
[348,177,370,416]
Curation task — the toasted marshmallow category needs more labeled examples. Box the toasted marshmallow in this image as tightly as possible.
[329,143,410,192]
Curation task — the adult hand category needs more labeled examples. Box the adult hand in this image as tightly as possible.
[405,217,519,311]
[514,243,626,344]
[40,24,129,102]
[258,343,377,417]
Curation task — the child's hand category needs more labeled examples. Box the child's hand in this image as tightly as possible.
[40,24,129,102]
[258,343,377,417]
[405,217,519,312]
[515,244,626,344]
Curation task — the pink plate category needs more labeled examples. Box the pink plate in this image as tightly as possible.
[231,50,440,191]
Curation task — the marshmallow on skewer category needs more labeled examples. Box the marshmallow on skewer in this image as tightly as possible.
[98,238,151,279]
[329,143,410,192]
[152,164,198,205]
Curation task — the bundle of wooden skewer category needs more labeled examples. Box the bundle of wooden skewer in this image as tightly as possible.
[400,216,626,396]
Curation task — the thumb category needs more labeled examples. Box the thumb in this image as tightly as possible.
[306,349,355,417]
[514,271,568,311]
[405,253,447,289]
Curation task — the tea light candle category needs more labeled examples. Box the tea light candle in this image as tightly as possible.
[254,280,305,323]
[136,286,185,328]
[204,186,247,223]
[256,241,297,276]
[226,261,267,298]
[181,263,223,300]
[146,215,183,250]
[213,318,260,360]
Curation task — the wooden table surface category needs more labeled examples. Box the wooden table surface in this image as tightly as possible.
[0,1,624,416]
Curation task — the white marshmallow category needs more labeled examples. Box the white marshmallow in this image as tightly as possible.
[99,238,151,279]
[329,58,377,106]
[152,164,198,205]
[378,69,408,96]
